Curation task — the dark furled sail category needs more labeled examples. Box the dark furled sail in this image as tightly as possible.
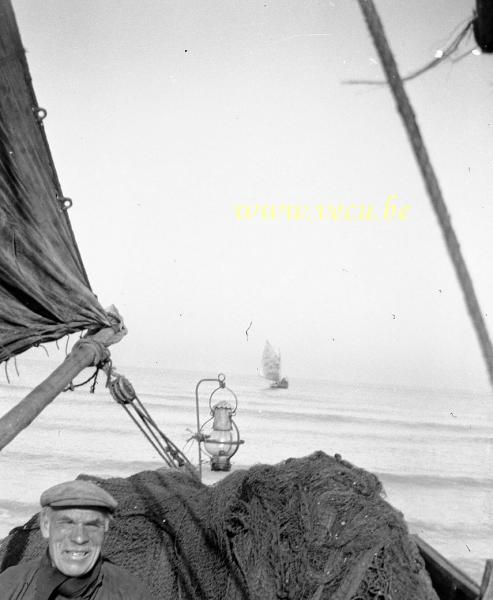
[0,0,110,363]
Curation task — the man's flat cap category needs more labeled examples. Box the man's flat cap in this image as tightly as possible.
[40,480,118,513]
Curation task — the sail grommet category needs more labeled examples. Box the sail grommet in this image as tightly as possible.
[32,106,47,122]
[57,195,73,211]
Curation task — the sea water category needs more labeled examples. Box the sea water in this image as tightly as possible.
[0,358,492,584]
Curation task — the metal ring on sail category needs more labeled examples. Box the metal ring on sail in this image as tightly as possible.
[56,195,73,211]
[0,0,111,363]
[32,106,47,122]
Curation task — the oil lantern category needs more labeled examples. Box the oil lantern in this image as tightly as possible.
[194,373,243,478]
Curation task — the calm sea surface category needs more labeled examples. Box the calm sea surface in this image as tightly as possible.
[0,358,492,583]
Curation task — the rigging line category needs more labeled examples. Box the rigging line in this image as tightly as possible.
[115,390,184,467]
[435,14,475,48]
[123,405,175,465]
[344,20,473,85]
[63,368,98,392]
[103,364,195,470]
[130,398,191,466]
[131,404,175,459]
[132,399,173,445]
[119,402,175,467]
[357,0,493,389]
[450,46,480,63]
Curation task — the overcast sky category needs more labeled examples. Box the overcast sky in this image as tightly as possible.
[13,0,493,390]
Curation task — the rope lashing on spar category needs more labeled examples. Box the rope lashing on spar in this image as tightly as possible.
[63,338,110,392]
[356,0,493,388]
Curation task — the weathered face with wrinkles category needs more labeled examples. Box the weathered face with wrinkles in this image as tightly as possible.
[40,507,109,577]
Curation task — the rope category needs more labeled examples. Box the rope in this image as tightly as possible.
[344,19,473,85]
[62,367,101,393]
[61,338,110,391]
[71,338,109,365]
[104,364,199,479]
[357,0,493,389]
[60,355,197,476]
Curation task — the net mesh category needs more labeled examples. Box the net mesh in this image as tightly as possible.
[0,451,439,600]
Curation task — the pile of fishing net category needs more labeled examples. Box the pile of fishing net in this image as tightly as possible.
[0,451,439,599]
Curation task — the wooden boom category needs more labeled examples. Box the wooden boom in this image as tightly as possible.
[0,322,126,451]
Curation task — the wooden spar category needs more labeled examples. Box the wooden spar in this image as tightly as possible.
[0,320,126,451]
[480,561,493,599]
[357,0,493,389]
[413,536,480,600]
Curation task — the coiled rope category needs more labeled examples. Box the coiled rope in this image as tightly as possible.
[357,0,493,388]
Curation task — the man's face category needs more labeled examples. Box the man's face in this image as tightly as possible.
[40,507,109,577]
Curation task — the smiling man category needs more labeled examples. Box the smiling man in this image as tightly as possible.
[0,480,152,599]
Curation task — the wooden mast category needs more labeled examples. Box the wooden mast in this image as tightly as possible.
[357,0,493,389]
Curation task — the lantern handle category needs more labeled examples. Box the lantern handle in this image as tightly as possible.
[208,385,238,414]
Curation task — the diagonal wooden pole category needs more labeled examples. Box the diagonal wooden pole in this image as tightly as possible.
[0,321,126,451]
[357,0,493,388]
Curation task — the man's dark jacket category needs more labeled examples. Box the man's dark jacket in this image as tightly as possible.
[0,556,151,599]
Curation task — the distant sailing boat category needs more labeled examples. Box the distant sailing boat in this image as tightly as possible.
[261,341,289,389]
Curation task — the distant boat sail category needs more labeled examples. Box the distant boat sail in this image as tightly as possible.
[261,341,289,389]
